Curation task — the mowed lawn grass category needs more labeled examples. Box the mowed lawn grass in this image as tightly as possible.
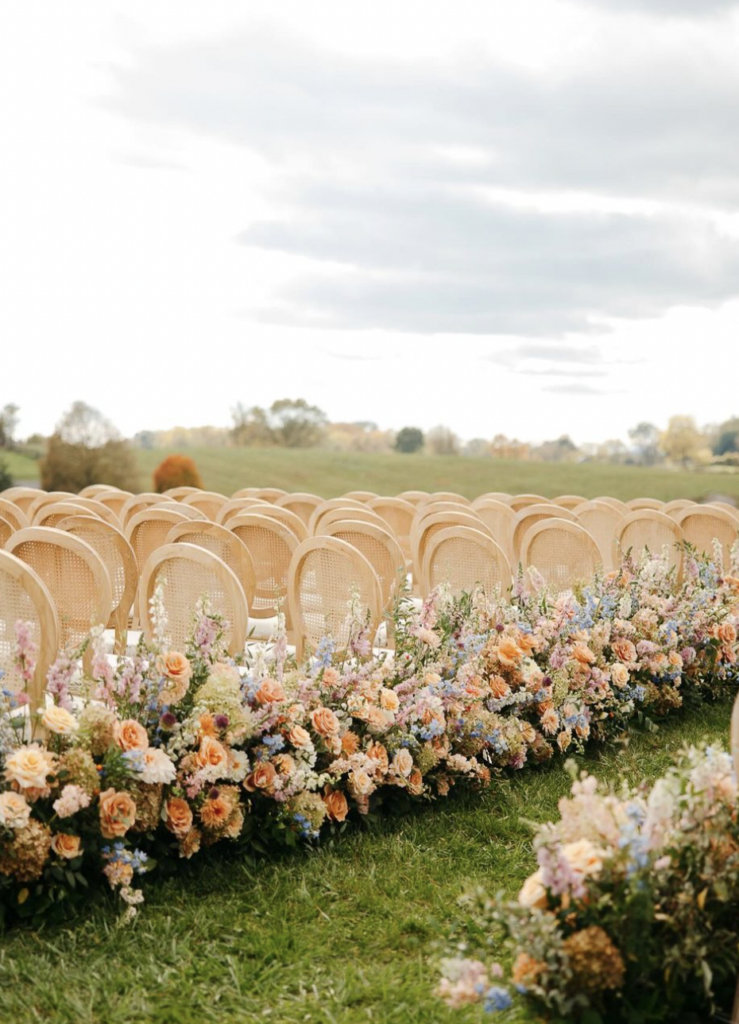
[133,447,739,502]
[0,697,733,1024]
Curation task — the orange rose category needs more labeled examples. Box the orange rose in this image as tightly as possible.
[99,788,137,839]
[518,633,537,654]
[195,735,229,771]
[612,639,637,664]
[393,748,414,777]
[256,679,285,705]
[322,667,340,686]
[244,761,277,793]
[288,725,311,748]
[408,768,424,795]
[114,719,149,752]
[489,675,511,699]
[179,827,202,859]
[273,753,296,775]
[572,642,595,666]
[341,731,360,754]
[156,651,192,705]
[719,623,737,644]
[165,797,193,838]
[379,688,399,712]
[310,707,340,737]
[323,788,349,822]
[366,742,389,771]
[51,833,81,859]
[497,638,522,667]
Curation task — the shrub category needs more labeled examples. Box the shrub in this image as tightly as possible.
[394,426,425,454]
[153,454,203,493]
[40,435,140,492]
[0,457,13,491]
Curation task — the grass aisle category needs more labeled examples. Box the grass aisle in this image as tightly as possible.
[0,698,733,1024]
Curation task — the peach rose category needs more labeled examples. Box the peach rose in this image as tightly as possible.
[572,642,595,666]
[612,639,637,664]
[323,788,349,822]
[541,707,559,735]
[0,791,31,829]
[322,667,340,686]
[497,638,522,667]
[310,707,340,737]
[51,833,81,859]
[41,705,78,736]
[165,797,194,838]
[719,622,737,644]
[114,718,149,752]
[518,869,548,909]
[367,742,389,771]
[156,651,192,704]
[4,744,56,791]
[256,679,285,705]
[341,731,360,755]
[244,761,277,793]
[349,768,373,797]
[273,753,296,775]
[489,675,511,699]
[288,725,311,748]
[195,735,229,771]
[557,729,572,752]
[393,748,414,777]
[562,838,605,878]
[610,663,629,689]
[179,827,202,859]
[98,788,137,839]
[408,768,424,795]
[379,688,399,712]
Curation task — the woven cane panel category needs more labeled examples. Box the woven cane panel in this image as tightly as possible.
[171,529,255,607]
[0,516,13,547]
[512,513,556,560]
[474,507,514,549]
[130,520,174,572]
[525,528,598,593]
[66,526,128,610]
[680,513,738,568]
[12,541,99,650]
[328,528,401,609]
[297,547,371,649]
[619,520,681,569]
[576,508,618,565]
[281,501,315,527]
[427,536,507,599]
[154,558,235,653]
[0,574,41,693]
[231,524,291,614]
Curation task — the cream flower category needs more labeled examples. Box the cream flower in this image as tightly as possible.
[42,705,78,736]
[518,869,548,909]
[4,744,56,791]
[0,791,31,829]
[561,838,605,879]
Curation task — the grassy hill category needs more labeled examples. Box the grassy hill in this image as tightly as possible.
[131,446,739,502]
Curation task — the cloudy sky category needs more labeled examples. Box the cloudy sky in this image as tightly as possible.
[2,0,738,445]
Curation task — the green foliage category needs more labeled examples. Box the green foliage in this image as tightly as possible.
[394,426,425,453]
[0,700,730,1023]
[0,456,13,490]
[713,417,739,456]
[231,398,328,448]
[40,434,140,492]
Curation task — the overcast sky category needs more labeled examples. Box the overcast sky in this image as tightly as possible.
[2,0,738,445]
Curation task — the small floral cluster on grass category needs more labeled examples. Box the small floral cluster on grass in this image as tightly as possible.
[437,742,739,1023]
[0,542,737,926]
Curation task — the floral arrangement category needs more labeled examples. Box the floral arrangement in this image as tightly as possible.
[0,543,737,928]
[437,741,739,1022]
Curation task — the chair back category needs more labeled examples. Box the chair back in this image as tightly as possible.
[411,510,492,583]
[95,490,134,520]
[167,520,257,610]
[395,490,429,506]
[27,492,77,521]
[467,499,516,561]
[474,492,512,505]
[367,497,415,558]
[79,484,121,498]
[321,519,407,612]
[33,501,102,529]
[663,499,695,520]
[422,525,512,600]
[418,491,471,507]
[162,486,202,500]
[521,520,601,594]
[572,500,622,571]
[0,515,14,547]
[0,487,43,516]
[626,498,664,511]
[7,527,113,651]
[592,496,629,515]
[215,497,270,524]
[139,543,247,656]
[509,493,547,512]
[232,487,287,502]
[227,513,299,620]
[511,504,577,564]
[120,493,166,528]
[675,506,739,570]
[553,494,587,510]
[288,536,382,660]
[56,515,138,651]
[308,498,366,534]
[181,491,228,520]
[0,549,59,717]
[251,505,309,542]
[0,499,29,532]
[341,491,379,502]
[126,508,190,576]
[616,510,684,572]
[274,492,323,527]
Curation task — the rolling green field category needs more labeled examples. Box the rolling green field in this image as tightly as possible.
[131,447,739,502]
[0,697,733,1024]
[0,450,40,483]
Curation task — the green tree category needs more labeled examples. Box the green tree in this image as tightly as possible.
[39,401,139,491]
[713,417,739,456]
[269,398,327,448]
[0,457,13,490]
[426,425,460,456]
[628,421,662,466]
[394,427,424,454]
[661,415,705,467]
[0,403,19,449]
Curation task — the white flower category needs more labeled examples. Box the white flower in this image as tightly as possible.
[140,748,177,785]
[0,791,31,829]
[228,749,249,782]
[53,784,91,818]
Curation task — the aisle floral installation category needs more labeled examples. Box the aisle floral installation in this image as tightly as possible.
[0,542,738,928]
[436,742,739,1023]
